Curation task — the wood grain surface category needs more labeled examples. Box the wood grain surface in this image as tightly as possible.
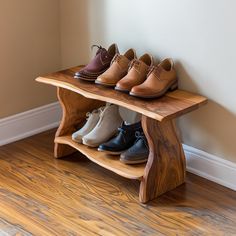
[36,67,207,203]
[55,135,145,180]
[0,130,235,235]
[55,87,105,158]
[140,116,186,203]
[36,66,207,122]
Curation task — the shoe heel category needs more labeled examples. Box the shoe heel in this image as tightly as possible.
[169,81,178,91]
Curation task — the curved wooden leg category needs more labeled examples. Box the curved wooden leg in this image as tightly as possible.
[139,116,186,203]
[55,87,105,158]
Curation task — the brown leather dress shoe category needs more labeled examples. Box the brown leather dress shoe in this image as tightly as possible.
[130,58,178,98]
[95,49,136,87]
[115,53,154,93]
[74,43,119,81]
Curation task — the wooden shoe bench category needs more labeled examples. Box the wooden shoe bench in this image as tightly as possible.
[36,66,207,203]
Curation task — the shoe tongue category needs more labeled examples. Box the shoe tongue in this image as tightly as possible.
[139,59,150,68]
[83,48,108,71]
[96,48,105,55]
[120,54,131,63]
[98,106,106,114]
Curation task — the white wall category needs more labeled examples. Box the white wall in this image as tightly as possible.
[60,0,236,164]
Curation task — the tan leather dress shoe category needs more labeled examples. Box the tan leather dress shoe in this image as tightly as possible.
[95,49,136,87]
[130,58,178,98]
[115,53,154,93]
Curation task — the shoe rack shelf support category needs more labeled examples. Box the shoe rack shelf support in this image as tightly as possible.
[36,66,207,203]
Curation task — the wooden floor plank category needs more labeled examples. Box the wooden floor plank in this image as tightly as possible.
[0,129,235,235]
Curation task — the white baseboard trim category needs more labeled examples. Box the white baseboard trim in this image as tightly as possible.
[184,144,236,191]
[0,103,235,192]
[0,102,61,146]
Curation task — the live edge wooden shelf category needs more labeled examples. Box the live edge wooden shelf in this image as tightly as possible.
[36,66,207,203]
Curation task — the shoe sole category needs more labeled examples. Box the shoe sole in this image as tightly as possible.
[74,68,108,77]
[129,81,178,99]
[82,131,118,148]
[82,140,100,147]
[74,76,97,82]
[120,158,148,165]
[95,80,116,87]
[114,86,130,93]
[72,137,82,143]
[97,148,125,155]
[74,69,108,81]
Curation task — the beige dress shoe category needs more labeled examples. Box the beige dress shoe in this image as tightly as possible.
[95,49,136,87]
[115,53,154,93]
[82,104,123,147]
[130,58,177,98]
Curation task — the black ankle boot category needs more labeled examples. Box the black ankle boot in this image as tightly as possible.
[120,131,149,164]
[98,121,142,155]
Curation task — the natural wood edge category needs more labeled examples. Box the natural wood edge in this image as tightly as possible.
[36,76,165,121]
[167,90,208,108]
[55,136,145,180]
[36,77,207,122]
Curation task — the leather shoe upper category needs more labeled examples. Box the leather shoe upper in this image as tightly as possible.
[120,131,149,164]
[75,44,119,80]
[95,49,136,86]
[98,121,142,154]
[130,58,177,98]
[115,53,154,92]
[82,104,123,147]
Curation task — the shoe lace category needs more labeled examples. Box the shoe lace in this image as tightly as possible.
[98,106,107,118]
[147,65,162,80]
[128,59,141,73]
[118,127,126,134]
[85,111,92,120]
[91,45,103,54]
[135,131,149,149]
[110,53,121,65]
[85,106,106,121]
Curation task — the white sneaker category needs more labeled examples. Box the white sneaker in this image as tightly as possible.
[82,104,123,147]
[72,108,103,143]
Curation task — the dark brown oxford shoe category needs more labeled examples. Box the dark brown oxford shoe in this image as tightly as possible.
[74,44,119,81]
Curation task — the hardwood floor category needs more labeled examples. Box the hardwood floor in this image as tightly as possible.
[0,130,235,236]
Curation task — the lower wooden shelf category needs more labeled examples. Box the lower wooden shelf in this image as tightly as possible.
[55,135,145,180]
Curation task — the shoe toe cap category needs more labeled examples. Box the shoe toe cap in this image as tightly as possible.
[120,151,148,163]
[116,81,132,91]
[130,85,149,95]
[98,140,120,151]
[96,75,110,83]
[82,136,97,146]
[72,133,82,142]
[98,143,113,151]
